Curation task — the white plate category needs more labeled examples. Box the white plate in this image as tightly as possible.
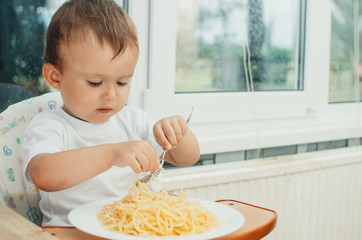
[69,197,245,240]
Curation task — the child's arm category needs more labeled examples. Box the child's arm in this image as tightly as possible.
[28,141,160,192]
[153,115,200,167]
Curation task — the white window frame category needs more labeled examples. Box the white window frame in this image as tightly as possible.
[128,0,362,155]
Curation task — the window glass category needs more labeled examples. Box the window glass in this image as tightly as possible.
[175,0,304,93]
[329,0,360,103]
[0,0,54,112]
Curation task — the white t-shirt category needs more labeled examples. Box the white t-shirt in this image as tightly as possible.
[22,106,163,226]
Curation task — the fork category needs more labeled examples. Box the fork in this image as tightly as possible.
[139,108,194,183]
[139,149,166,183]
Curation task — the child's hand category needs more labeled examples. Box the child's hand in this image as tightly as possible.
[112,141,160,174]
[153,115,188,151]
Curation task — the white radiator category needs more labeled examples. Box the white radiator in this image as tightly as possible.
[159,147,362,240]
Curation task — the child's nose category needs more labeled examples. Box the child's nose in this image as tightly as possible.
[103,86,116,100]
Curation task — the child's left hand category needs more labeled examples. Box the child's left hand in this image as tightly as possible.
[153,115,188,151]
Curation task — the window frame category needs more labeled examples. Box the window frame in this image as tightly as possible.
[129,0,362,155]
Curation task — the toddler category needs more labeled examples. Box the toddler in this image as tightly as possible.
[22,0,200,226]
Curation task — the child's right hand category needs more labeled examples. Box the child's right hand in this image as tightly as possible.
[112,141,160,174]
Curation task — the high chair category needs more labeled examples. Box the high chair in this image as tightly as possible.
[0,91,62,226]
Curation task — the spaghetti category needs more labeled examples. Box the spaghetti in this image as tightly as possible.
[97,169,221,237]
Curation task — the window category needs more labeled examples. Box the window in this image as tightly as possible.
[329,0,360,103]
[0,1,51,112]
[175,0,304,93]
[2,0,362,158]
[137,0,313,154]
[128,0,362,155]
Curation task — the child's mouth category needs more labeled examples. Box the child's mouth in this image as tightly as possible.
[97,108,112,114]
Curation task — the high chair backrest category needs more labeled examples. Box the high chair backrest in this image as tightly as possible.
[0,91,62,226]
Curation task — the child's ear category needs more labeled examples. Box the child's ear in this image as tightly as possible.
[43,63,61,90]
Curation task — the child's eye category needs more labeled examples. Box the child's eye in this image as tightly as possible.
[117,82,127,86]
[87,81,102,87]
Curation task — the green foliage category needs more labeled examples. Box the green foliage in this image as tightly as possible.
[198,41,243,59]
[263,47,292,61]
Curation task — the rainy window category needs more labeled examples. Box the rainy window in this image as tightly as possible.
[329,0,361,103]
[175,0,305,93]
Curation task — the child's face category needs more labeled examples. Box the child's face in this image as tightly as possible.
[57,34,138,124]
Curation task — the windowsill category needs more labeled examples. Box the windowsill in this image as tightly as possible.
[160,146,362,191]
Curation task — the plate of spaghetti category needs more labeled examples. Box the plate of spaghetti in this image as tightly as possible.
[69,171,244,239]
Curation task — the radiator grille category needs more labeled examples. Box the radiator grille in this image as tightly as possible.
[160,148,362,240]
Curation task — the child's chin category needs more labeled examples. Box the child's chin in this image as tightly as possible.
[91,116,112,124]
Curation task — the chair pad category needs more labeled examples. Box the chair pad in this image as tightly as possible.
[0,91,62,226]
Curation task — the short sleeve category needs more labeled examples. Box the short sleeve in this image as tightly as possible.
[22,112,66,182]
